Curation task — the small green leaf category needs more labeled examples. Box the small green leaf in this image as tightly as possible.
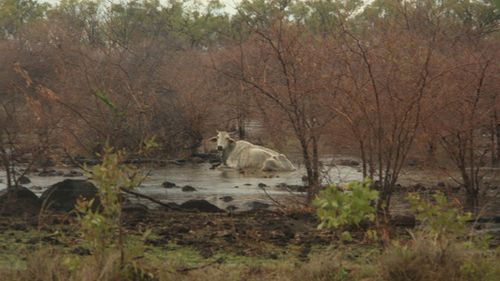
[93,90,115,109]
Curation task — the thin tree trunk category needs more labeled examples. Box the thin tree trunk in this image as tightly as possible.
[376,186,391,220]
[5,164,12,190]
[368,139,375,179]
[359,140,367,179]
[465,189,479,216]
[300,138,316,202]
[238,81,246,140]
[312,134,319,189]
[2,157,12,190]
[238,118,245,140]
[490,117,496,165]
[118,201,125,269]
[496,118,500,165]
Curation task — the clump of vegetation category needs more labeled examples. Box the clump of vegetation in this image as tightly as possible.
[313,180,378,241]
[377,191,500,281]
[73,146,146,278]
[378,227,500,281]
[406,192,472,240]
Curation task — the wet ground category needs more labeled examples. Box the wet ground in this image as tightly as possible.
[0,208,340,266]
[124,209,335,259]
[1,161,499,215]
[0,162,362,211]
[1,161,499,266]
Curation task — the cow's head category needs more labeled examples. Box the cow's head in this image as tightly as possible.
[210,131,235,151]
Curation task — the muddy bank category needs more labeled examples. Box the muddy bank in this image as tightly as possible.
[2,205,498,263]
[0,208,335,261]
[1,182,500,263]
[125,209,333,258]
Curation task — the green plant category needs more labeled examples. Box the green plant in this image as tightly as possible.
[314,180,379,230]
[406,192,471,240]
[76,146,143,268]
[375,191,500,281]
[460,253,500,281]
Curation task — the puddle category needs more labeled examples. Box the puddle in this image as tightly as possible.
[0,163,362,210]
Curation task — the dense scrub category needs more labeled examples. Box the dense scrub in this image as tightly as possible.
[1,0,499,209]
[1,2,500,279]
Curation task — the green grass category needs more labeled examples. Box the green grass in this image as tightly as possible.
[0,229,307,272]
[0,230,39,269]
[1,223,499,281]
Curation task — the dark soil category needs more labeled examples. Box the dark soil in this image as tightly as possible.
[122,209,334,257]
[0,208,334,259]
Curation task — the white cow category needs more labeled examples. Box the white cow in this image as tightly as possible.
[210,131,295,171]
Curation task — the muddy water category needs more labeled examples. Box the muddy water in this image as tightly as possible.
[1,163,499,219]
[0,163,363,211]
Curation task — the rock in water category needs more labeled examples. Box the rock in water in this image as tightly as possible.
[220,196,234,202]
[337,159,360,167]
[180,200,223,213]
[64,170,84,177]
[17,176,31,184]
[245,201,271,211]
[40,179,99,212]
[0,186,41,215]
[38,169,64,177]
[162,181,177,188]
[182,185,197,192]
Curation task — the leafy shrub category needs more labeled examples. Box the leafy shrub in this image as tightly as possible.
[314,180,379,230]
[406,191,471,240]
[377,191,500,281]
[76,147,142,259]
[460,253,500,281]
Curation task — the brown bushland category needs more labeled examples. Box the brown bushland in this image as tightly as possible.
[214,8,339,200]
[0,0,498,214]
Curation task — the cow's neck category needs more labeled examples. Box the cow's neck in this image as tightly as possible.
[222,143,236,165]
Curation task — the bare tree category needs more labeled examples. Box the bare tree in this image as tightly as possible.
[429,39,499,214]
[332,9,445,216]
[215,9,339,200]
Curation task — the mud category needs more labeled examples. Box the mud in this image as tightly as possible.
[0,209,336,261]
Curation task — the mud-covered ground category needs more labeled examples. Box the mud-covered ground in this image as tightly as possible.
[0,209,341,265]
[1,195,499,281]
[124,210,336,258]
[1,161,500,274]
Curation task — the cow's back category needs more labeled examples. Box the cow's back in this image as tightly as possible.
[226,141,270,169]
[226,141,294,171]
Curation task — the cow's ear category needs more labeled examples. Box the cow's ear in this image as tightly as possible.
[209,137,217,142]
[228,137,235,143]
